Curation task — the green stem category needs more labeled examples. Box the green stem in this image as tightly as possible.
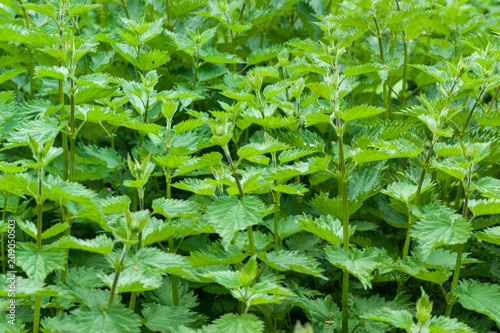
[34,169,43,333]
[129,188,145,311]
[372,14,388,115]
[109,244,129,306]
[223,145,256,256]
[37,169,43,250]
[273,193,280,250]
[485,85,500,116]
[69,79,75,183]
[29,50,35,98]
[461,88,484,136]
[164,169,179,307]
[192,48,200,90]
[401,32,408,103]
[33,295,42,333]
[60,76,68,181]
[338,122,350,333]
[165,0,171,27]
[445,168,471,316]
[401,139,436,260]
[167,235,179,306]
[121,0,131,19]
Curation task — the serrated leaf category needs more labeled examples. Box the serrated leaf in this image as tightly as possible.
[74,87,118,104]
[238,142,289,159]
[310,192,362,220]
[473,177,500,199]
[135,247,192,275]
[343,63,385,77]
[337,105,385,122]
[411,212,472,258]
[50,235,115,255]
[468,199,500,216]
[364,307,413,329]
[200,48,243,64]
[206,196,265,250]
[205,313,264,333]
[174,152,223,176]
[475,226,500,245]
[35,66,68,80]
[101,268,163,293]
[387,256,451,285]
[188,242,248,268]
[382,179,433,204]
[325,246,388,289]
[143,304,197,333]
[297,215,350,246]
[70,304,141,333]
[152,198,201,219]
[172,178,216,196]
[0,68,26,85]
[454,280,500,323]
[16,243,67,282]
[258,250,326,279]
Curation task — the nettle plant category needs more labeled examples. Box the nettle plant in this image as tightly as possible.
[0,0,500,332]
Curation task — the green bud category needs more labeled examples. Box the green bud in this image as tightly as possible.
[161,100,179,121]
[415,287,433,324]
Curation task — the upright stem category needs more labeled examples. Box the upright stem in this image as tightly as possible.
[129,188,144,311]
[273,193,280,250]
[121,0,131,19]
[165,0,171,27]
[401,138,436,260]
[168,234,179,307]
[223,145,256,256]
[395,0,407,103]
[60,76,68,181]
[337,121,349,333]
[36,169,43,250]
[69,79,75,183]
[485,85,500,116]
[401,32,408,103]
[33,169,43,333]
[445,168,471,317]
[462,88,484,135]
[33,295,42,333]
[109,244,129,306]
[372,14,388,115]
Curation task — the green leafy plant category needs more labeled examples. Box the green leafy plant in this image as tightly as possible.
[1,0,500,332]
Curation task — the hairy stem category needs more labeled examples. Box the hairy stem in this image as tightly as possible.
[223,145,256,256]
[445,167,472,316]
[33,295,42,333]
[60,76,68,181]
[33,169,44,333]
[109,244,129,306]
[337,121,350,333]
[69,79,75,183]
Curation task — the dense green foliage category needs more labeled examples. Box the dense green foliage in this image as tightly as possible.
[0,0,500,332]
